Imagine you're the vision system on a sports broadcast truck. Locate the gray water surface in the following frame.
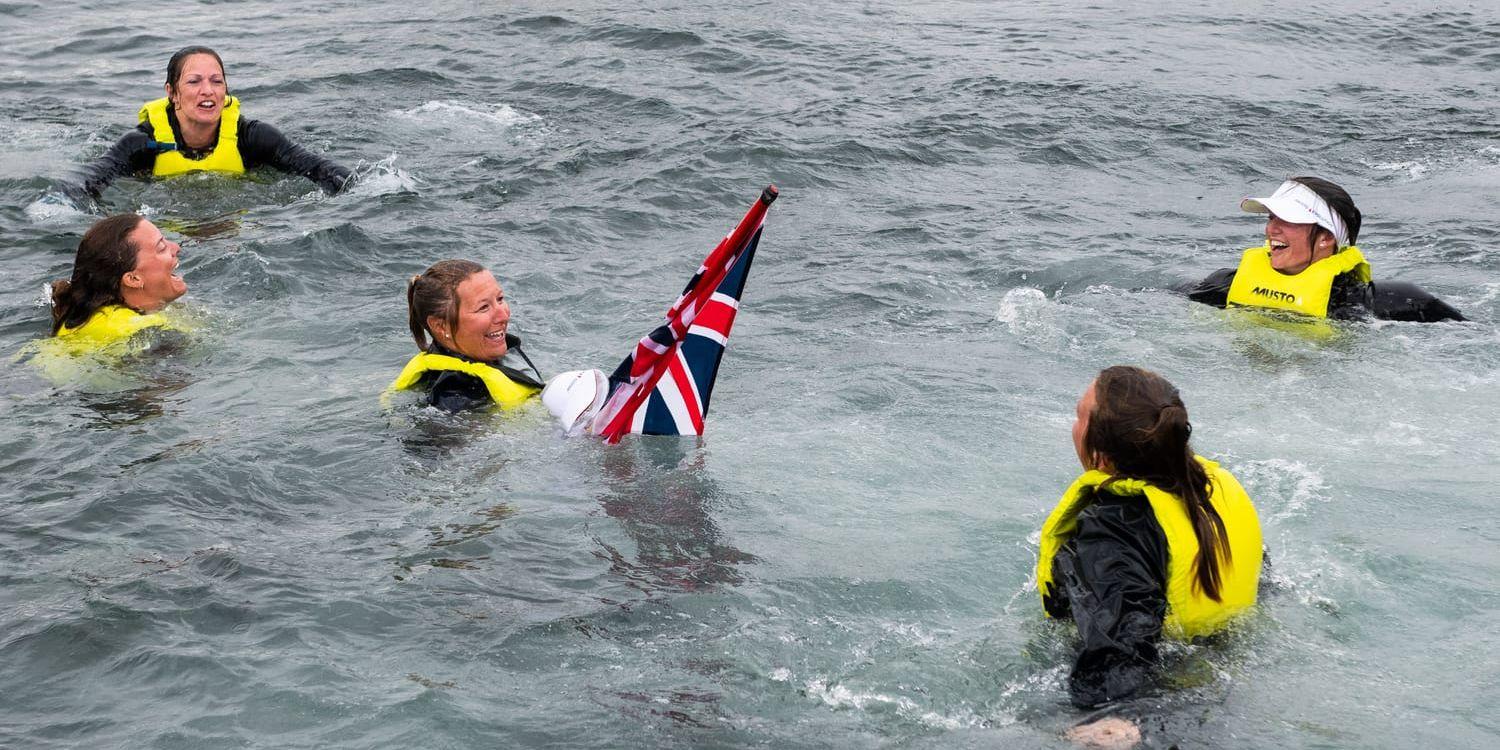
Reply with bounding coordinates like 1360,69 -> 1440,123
3,1 -> 1498,748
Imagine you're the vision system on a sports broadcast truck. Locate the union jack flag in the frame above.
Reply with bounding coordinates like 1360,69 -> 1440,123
593,185 -> 778,443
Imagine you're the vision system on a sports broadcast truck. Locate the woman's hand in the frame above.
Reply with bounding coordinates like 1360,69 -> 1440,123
1064,716 -> 1141,749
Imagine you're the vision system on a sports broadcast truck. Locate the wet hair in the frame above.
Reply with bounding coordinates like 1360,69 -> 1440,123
50,214 -> 146,335
166,46 -> 226,94
407,259 -> 485,352
1083,365 -> 1231,602
1289,175 -> 1362,246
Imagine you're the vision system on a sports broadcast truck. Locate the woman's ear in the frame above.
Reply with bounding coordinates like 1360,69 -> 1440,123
1090,451 -> 1114,472
121,271 -> 144,290
1316,228 -> 1338,252
426,315 -> 449,342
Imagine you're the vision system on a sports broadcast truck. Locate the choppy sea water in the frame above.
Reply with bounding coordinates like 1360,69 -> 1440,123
2,1 -> 1498,747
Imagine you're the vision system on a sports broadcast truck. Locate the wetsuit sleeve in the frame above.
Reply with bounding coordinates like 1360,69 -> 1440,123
72,124 -> 156,198
1371,280 -> 1467,322
1054,496 -> 1170,708
1181,268 -> 1237,308
425,370 -> 493,413
237,118 -> 351,194
1326,274 -> 1374,321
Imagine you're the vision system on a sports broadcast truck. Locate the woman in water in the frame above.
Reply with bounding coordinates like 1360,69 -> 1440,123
1037,366 -> 1263,742
74,46 -> 350,198
390,260 -> 545,412
48,213 -> 187,350
1185,176 -> 1464,322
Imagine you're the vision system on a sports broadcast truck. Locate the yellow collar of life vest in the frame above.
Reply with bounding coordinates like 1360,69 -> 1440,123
388,351 -> 540,408
1036,456 -> 1263,640
1225,244 -> 1371,318
57,303 -> 173,349
138,96 -> 245,176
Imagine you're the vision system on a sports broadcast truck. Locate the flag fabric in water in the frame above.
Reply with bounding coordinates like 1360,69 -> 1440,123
592,185 -> 778,443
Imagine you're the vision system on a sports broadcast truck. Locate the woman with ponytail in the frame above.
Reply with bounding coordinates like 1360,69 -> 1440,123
1036,366 -> 1263,717
387,260 -> 544,412
48,213 -> 187,352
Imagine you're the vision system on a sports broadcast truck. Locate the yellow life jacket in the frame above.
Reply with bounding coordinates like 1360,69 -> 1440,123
1225,245 -> 1371,319
54,304 -> 173,355
388,351 -> 540,408
137,96 -> 245,176
1036,457 -> 1263,640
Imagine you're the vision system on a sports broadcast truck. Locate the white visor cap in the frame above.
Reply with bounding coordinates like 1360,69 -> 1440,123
1239,180 -> 1349,247
542,369 -> 609,436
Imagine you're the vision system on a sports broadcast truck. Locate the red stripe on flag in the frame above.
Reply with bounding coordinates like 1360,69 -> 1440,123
668,353 -> 704,433
693,300 -> 738,338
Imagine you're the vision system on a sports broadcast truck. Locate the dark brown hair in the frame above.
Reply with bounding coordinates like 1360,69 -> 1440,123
166,46 -> 226,94
406,259 -> 484,352
1289,175 -> 1362,246
1084,365 -> 1231,601
50,214 -> 146,335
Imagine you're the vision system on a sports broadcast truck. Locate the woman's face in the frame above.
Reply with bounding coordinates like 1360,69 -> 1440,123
123,220 -> 187,311
168,53 -> 227,130
1266,213 -> 1334,275
1072,380 -> 1098,470
432,270 -> 511,362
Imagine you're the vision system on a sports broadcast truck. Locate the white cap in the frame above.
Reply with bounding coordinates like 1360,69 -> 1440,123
1240,180 -> 1350,247
541,369 -> 608,436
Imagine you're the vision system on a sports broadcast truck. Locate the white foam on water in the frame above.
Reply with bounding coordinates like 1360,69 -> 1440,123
343,154 -> 424,197
396,100 -> 542,128
389,100 -> 549,148
1365,160 -> 1430,181
801,677 -> 989,729
995,287 -> 1049,329
804,678 -> 918,712
1474,282 -> 1500,306
23,192 -> 89,224
1231,457 -> 1329,522
996,663 -> 1065,700
879,620 -> 942,646
994,287 -> 1078,352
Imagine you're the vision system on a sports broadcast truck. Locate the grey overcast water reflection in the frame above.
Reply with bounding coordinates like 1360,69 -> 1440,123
2,1 -> 1498,747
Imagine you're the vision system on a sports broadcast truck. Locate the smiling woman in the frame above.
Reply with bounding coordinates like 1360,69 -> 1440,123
388,260 -> 545,413
71,46 -> 352,199
1184,176 -> 1464,322
47,214 -> 187,352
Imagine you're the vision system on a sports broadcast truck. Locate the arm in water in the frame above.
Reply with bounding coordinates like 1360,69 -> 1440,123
72,125 -> 157,199
238,118 -> 351,194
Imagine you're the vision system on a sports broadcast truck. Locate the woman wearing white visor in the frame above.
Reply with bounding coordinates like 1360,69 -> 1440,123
1186,176 -> 1464,322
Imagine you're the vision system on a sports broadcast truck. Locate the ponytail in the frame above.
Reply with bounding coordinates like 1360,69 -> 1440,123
49,279 -> 74,334
406,275 -> 428,351
1085,366 -> 1232,601
405,260 -> 484,353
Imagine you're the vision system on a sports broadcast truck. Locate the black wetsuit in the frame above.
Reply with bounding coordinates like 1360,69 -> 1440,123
1043,491 -> 1170,708
413,338 -> 544,414
74,112 -> 350,197
1184,268 -> 1466,322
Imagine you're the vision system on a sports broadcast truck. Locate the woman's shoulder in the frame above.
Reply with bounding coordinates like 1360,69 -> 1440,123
1077,487 -> 1157,526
